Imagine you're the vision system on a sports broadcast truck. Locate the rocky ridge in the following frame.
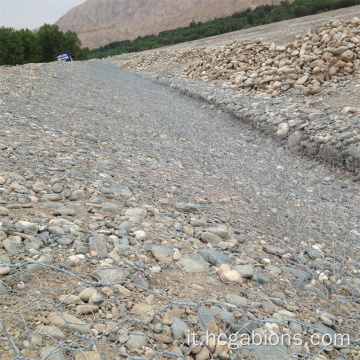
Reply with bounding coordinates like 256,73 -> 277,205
55,0 -> 294,49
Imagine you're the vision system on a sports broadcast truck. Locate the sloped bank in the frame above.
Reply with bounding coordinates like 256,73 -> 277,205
109,16 -> 360,177
150,75 -> 360,178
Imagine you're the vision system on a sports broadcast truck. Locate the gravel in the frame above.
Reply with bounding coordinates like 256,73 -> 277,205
0,59 -> 359,360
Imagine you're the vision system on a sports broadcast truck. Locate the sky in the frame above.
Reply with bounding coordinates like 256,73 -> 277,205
0,0 -> 85,30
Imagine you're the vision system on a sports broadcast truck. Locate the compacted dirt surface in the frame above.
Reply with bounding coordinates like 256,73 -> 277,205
1,7 -> 360,360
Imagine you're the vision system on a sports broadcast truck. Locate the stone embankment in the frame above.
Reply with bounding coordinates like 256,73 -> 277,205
0,34 -> 359,360
110,17 -> 360,174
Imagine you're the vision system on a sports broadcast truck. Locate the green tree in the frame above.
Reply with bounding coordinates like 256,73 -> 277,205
62,30 -> 82,57
36,24 -> 64,62
0,27 -> 24,65
18,28 -> 41,63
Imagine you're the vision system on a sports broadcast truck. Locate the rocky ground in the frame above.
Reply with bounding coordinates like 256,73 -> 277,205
1,10 -> 360,360
109,12 -> 360,174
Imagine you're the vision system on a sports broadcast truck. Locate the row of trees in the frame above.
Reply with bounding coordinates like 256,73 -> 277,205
0,24 -> 89,66
90,0 -> 360,58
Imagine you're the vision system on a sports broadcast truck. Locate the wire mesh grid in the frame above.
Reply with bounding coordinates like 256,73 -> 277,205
0,60 -> 359,360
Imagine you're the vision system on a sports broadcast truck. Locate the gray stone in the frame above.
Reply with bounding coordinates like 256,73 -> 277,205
230,320 -> 258,335
0,266 -> 11,276
315,323 -> 337,342
175,202 -> 199,213
210,306 -> 235,325
0,282 -> 8,295
88,234 -> 108,256
126,332 -> 149,349
48,312 -> 89,335
133,277 -> 150,290
151,245 -> 173,262
171,316 -> 189,340
306,249 -> 323,259
247,344 -> 289,360
251,272 -> 271,284
287,131 -> 303,150
2,239 -> 21,253
198,249 -> 232,266
178,254 -> 209,273
263,245 -> 286,256
289,321 -> 303,334
200,232 -> 222,243
27,264 -> 46,273
93,267 -> 128,283
281,267 -> 311,281
190,220 -> 209,227
198,306 -> 215,326
225,294 -> 248,307
103,202 -> 120,211
56,237 -> 74,246
234,265 -> 255,278
79,288 -> 96,303
41,346 -> 66,360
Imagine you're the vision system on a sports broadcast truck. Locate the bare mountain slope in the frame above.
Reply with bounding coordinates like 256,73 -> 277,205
55,0 -> 292,49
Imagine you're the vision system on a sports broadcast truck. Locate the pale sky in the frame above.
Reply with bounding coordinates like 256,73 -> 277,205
0,0 -> 85,30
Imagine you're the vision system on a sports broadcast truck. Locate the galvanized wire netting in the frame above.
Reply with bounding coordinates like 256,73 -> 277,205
0,61 -> 359,360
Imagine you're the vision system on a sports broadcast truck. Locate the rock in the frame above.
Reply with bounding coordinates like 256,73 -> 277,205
341,107 -> 358,115
48,312 -> 90,335
225,294 -> 248,307
171,316 -> 189,339
176,202 -> 199,213
163,311 -> 173,325
221,270 -> 243,284
230,320 -> 258,334
74,351 -> 102,360
126,332 -> 148,349
287,131 -> 303,150
133,277 -> 150,290
207,226 -> 229,239
92,267 -> 128,283
152,245 -> 174,263
26,263 -> 46,273
41,346 -> 66,360
3,239 -> 21,253
251,272 -> 271,284
124,208 -> 147,216
263,245 -> 286,256
211,306 -> 235,325
38,325 -> 66,340
79,288 -> 96,303
132,303 -> 155,321
0,282 -> 8,295
196,348 -> 211,360
76,304 -> 99,314
198,306 -> 215,327
289,321 -> 303,334
246,344 -> 289,359
198,249 -> 232,266
200,232 -> 222,243
234,265 -> 255,278
88,234 -> 108,256
134,230 -> 146,240
102,202 -> 120,211
33,182 -> 48,192
0,266 -> 11,276
178,254 -> 209,273
276,123 -> 289,137
296,75 -> 308,85
341,50 -> 354,61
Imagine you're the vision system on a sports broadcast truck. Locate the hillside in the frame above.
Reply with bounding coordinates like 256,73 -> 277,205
55,0 -> 294,49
